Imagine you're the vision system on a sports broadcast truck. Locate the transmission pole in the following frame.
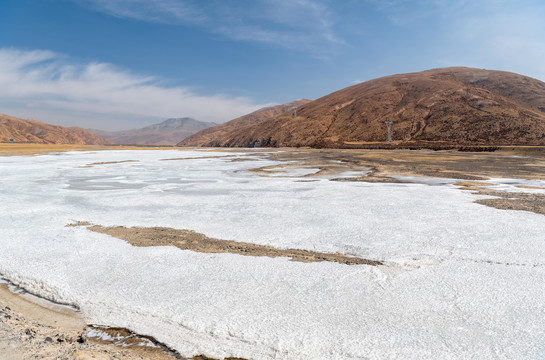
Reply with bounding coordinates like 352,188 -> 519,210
384,120 -> 392,142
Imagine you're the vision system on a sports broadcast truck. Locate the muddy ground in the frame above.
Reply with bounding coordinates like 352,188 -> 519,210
68,222 -> 382,266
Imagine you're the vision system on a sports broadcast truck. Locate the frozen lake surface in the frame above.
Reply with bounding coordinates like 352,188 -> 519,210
0,149 -> 544,359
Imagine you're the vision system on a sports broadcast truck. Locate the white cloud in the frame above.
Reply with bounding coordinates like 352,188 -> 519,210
0,48 -> 270,130
74,0 -> 343,54
75,0 -> 203,24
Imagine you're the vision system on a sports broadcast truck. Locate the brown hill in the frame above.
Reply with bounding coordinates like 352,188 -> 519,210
91,118 -> 216,145
178,99 -> 312,146
0,114 -> 109,145
180,67 -> 545,148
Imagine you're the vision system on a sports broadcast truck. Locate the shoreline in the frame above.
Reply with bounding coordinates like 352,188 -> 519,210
0,144 -> 180,157
1,142 -> 545,156
0,279 -> 181,360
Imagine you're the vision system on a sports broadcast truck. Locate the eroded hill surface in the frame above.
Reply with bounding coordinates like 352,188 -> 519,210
0,114 -> 108,145
178,99 -> 311,146
180,68 -> 545,147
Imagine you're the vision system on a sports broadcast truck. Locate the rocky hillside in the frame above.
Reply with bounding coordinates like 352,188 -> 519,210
180,67 -> 545,147
178,100 -> 311,147
91,118 -> 216,145
0,114 -> 108,145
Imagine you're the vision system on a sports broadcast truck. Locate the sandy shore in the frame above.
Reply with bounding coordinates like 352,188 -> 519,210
0,282 -> 179,360
0,143 -> 177,157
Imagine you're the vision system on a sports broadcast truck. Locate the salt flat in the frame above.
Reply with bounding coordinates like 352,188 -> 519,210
0,149 -> 544,359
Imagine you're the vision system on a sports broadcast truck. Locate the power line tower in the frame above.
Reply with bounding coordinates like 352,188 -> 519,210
384,120 -> 392,142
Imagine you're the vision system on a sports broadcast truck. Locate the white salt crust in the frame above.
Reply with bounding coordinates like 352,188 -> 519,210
0,150 -> 544,359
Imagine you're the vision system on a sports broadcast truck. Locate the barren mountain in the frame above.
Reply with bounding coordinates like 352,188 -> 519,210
180,67 -> 545,148
0,114 -> 108,145
178,100 -> 311,146
91,118 -> 216,145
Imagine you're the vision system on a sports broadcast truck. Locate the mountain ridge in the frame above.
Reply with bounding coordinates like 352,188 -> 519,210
178,99 -> 312,146
0,114 -> 109,145
91,117 -> 217,145
179,67 -> 545,148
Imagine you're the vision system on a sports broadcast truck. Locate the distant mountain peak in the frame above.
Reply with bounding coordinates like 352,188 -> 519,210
162,117 -> 197,125
90,117 -> 217,145
145,117 -> 210,130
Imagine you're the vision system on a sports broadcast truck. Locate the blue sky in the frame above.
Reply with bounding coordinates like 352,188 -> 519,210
1,0 -> 544,130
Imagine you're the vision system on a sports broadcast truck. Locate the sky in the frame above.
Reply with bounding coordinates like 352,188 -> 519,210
1,0 -> 544,130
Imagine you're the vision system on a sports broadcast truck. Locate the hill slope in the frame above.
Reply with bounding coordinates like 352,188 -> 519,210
92,118 -> 216,145
178,100 -> 311,147
180,68 -> 545,147
0,114 -> 108,145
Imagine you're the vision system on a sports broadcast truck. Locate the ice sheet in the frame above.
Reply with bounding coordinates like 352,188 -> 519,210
390,175 -> 459,185
485,177 -> 545,194
1,150 -> 544,359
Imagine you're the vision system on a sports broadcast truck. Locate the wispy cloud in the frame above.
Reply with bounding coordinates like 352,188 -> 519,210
75,0 -> 203,24
74,0 -> 343,54
0,48 -> 269,129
